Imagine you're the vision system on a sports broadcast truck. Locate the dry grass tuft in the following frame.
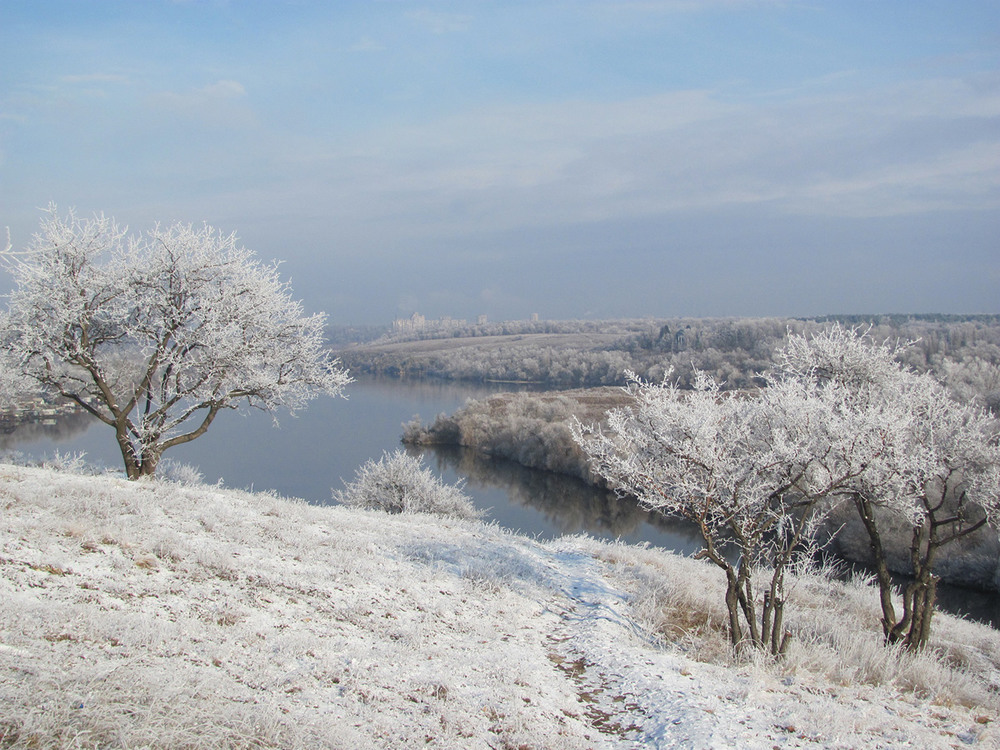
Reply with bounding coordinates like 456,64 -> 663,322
596,540 -> 1000,713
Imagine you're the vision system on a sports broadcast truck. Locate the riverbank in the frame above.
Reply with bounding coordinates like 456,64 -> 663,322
403,387 -> 628,483
337,316 -> 1000,398
403,388 -> 1000,596
2,464 -> 999,748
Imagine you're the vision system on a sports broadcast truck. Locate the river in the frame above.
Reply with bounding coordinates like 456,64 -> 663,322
0,377 -> 699,550
2,375 -> 996,627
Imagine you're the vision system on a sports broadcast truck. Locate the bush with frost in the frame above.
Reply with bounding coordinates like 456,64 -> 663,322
40,450 -> 92,475
334,450 -> 483,521
780,325 -> 1000,650
156,459 -> 206,487
576,325 -> 1000,656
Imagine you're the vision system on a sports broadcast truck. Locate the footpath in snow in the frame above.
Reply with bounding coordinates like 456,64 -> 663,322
1,464 -> 997,748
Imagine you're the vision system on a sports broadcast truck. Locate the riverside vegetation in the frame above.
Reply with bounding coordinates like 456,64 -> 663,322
403,325 -> 1000,653
406,391 -> 999,598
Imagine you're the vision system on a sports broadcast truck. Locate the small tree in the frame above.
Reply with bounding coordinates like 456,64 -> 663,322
573,370 -> 856,656
0,207 -> 352,479
780,326 -> 1000,650
892,374 -> 1000,649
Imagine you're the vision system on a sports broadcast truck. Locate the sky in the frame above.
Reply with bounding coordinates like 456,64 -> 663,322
1,1 -> 998,325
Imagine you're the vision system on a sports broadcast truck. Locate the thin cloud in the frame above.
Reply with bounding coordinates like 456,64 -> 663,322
199,80 -> 247,99
351,35 -> 386,52
146,80 -> 251,127
59,73 -> 129,85
405,9 -> 472,34
152,80 -> 247,104
279,74 -> 1000,235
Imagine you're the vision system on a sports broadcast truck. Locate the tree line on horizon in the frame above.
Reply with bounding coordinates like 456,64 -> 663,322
340,315 -> 1000,412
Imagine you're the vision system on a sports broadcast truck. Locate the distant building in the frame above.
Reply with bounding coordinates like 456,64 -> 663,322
477,314 -> 488,326
530,313 -> 539,322
392,312 -> 426,332
392,313 -> 470,334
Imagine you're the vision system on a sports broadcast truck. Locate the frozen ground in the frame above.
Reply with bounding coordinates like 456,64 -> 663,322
1,464 -> 998,748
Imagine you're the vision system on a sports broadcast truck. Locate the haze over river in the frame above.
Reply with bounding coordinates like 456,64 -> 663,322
3,376 -> 996,627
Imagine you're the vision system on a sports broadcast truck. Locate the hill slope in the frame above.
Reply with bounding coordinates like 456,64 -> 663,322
1,465 -> 997,748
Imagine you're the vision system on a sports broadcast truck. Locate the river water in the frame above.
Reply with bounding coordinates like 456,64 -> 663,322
2,376 -> 996,627
0,377 -> 698,548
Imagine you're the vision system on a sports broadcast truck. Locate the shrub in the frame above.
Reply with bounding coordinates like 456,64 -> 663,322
333,450 -> 483,521
157,459 -> 206,487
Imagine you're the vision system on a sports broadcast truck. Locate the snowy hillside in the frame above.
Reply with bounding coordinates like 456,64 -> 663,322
1,464 -> 997,748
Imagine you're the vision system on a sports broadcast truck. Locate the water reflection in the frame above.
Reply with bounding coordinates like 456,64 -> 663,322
0,410 -> 95,451
419,443 -> 707,556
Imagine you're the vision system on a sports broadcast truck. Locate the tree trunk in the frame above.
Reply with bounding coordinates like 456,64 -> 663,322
907,574 -> 937,650
852,493 -> 900,643
137,451 -> 160,477
115,422 -> 142,480
115,428 -> 161,480
739,565 -> 761,649
895,521 -> 938,651
724,572 -> 745,651
764,568 -> 788,657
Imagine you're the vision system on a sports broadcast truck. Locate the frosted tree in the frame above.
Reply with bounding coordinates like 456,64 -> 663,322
891,373 -> 1000,648
780,326 -> 1000,650
573,369 -> 858,656
0,207 -> 352,479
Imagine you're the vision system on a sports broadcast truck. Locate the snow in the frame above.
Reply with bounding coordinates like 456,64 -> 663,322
1,464 -> 997,748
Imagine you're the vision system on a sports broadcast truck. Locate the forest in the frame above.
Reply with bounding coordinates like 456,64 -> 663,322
338,315 -> 1000,410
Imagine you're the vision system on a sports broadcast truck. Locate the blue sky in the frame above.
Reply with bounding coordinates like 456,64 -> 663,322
1,1 -> 998,324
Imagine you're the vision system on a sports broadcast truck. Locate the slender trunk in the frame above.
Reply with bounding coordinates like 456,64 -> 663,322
765,567 -> 788,656
694,511 -> 750,653
889,525 -> 922,644
761,589 -> 774,653
724,570 -> 745,651
896,520 -> 938,651
909,574 -> 937,649
738,564 -> 760,649
852,493 -> 900,642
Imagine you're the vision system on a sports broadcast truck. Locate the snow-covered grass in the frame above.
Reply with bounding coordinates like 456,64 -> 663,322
597,543 -> 1000,709
1,464 -> 998,748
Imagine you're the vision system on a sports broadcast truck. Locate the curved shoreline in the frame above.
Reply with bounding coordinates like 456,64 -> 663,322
403,387 -> 1000,597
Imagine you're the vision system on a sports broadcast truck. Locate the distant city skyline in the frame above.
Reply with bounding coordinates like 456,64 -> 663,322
2,1 -> 998,325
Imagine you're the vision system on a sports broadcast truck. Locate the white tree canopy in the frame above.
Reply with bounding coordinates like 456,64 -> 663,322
574,325 -> 1000,653
769,325 -> 1000,648
572,368 -> 861,653
1,207 -> 352,478
778,326 -> 1000,531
